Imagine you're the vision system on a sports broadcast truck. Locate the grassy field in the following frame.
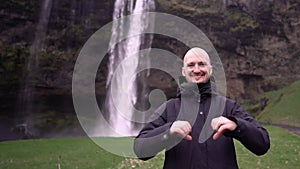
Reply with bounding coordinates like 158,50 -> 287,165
235,125 -> 300,169
0,125 -> 299,169
256,80 -> 300,127
0,137 -> 124,169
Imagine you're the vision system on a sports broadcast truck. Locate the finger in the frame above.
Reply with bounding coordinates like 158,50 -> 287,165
183,125 -> 192,140
213,125 -> 229,140
177,128 -> 192,141
178,123 -> 191,133
177,128 -> 188,138
218,124 -> 229,133
211,118 -> 223,131
186,122 -> 192,130
182,122 -> 191,132
170,121 -> 192,139
211,118 -> 217,130
184,134 -> 192,141
184,125 -> 192,133
213,131 -> 222,140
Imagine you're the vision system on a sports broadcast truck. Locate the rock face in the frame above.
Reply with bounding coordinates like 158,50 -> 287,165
155,0 -> 300,101
0,0 -> 299,139
1,0 -> 300,103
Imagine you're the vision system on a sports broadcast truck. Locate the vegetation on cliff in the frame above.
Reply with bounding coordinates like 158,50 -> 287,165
0,0 -> 299,139
1,0 -> 299,99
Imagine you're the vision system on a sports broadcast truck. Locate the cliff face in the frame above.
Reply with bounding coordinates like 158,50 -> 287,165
155,0 -> 300,101
1,0 -> 299,102
0,0 -> 299,139
0,0 -> 114,93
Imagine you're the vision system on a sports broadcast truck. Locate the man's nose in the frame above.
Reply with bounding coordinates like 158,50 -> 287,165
193,64 -> 201,72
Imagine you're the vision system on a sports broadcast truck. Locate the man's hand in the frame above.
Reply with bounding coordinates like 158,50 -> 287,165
170,121 -> 192,140
211,116 -> 237,140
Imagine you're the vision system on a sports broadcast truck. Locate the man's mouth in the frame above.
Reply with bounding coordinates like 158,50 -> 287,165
192,73 -> 205,81
193,72 -> 205,77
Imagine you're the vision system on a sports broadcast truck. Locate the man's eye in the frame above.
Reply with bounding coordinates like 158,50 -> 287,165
187,64 -> 194,67
199,62 -> 207,66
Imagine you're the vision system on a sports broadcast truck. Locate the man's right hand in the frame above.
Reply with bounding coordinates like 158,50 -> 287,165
170,121 -> 192,140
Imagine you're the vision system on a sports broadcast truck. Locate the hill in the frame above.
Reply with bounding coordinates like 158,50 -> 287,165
245,80 -> 300,127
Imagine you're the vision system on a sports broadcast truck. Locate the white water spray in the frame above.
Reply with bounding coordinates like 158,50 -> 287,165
105,0 -> 155,136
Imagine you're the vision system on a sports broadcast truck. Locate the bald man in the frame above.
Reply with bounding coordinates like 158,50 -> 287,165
134,47 -> 270,169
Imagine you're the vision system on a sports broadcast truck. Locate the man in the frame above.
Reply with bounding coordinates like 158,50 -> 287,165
134,47 -> 270,169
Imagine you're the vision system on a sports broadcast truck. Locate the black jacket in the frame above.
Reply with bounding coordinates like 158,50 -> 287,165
134,81 -> 270,169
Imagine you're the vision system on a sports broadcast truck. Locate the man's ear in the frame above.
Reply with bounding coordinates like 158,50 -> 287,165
182,67 -> 186,77
208,65 -> 213,76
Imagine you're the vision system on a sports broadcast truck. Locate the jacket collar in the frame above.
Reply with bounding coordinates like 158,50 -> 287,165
176,77 -> 218,98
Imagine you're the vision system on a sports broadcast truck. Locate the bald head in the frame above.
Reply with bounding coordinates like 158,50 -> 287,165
182,47 -> 212,83
183,47 -> 211,67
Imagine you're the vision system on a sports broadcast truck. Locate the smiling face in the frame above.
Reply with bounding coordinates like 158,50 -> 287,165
182,48 -> 212,83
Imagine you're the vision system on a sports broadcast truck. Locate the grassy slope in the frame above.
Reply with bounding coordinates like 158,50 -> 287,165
256,80 -> 300,127
0,125 -> 299,169
235,125 -> 300,169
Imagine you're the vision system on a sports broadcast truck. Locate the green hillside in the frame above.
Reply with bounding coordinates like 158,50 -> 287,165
235,125 -> 300,169
256,80 -> 300,127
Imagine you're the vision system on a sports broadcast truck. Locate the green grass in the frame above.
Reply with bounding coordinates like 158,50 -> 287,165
0,137 -> 124,169
256,80 -> 300,127
235,125 -> 300,169
0,125 -> 299,169
134,125 -> 300,169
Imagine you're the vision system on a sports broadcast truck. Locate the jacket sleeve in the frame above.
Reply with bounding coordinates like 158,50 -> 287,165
224,100 -> 270,156
133,100 -> 179,160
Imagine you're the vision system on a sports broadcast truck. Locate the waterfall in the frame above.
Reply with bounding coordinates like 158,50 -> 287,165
16,0 -> 53,137
105,0 -> 155,136
30,0 -> 53,67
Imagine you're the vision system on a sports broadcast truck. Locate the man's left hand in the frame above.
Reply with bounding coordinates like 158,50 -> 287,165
211,116 -> 237,140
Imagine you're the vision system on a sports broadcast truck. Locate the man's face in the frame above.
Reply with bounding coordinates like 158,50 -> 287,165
182,53 -> 212,83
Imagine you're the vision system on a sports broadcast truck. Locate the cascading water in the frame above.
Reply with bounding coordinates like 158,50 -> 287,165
105,0 -> 155,136
16,0 -> 53,137
30,0 -> 53,66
